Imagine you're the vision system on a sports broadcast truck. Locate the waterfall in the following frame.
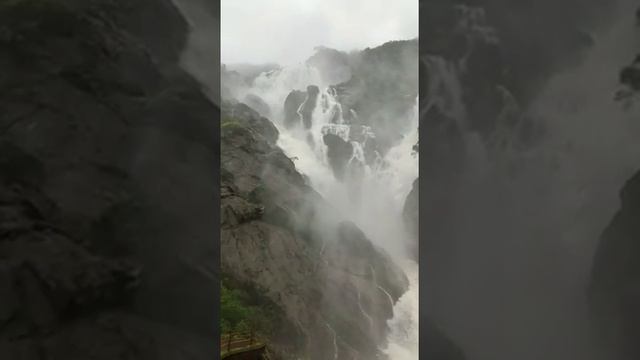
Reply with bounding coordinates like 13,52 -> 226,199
229,61 -> 418,358
382,262 -> 419,360
175,0 -> 419,357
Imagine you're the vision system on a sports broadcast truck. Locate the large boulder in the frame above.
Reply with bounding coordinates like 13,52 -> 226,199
283,90 -> 306,129
300,85 -> 320,129
323,133 -> 353,181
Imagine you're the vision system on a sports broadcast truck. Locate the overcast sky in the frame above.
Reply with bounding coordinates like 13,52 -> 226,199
221,0 -> 418,66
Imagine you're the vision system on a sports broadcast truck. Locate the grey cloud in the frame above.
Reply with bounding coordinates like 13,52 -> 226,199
222,0 -> 418,65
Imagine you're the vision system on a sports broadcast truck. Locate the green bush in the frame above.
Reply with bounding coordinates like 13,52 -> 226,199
221,281 -> 276,335
221,117 -> 243,130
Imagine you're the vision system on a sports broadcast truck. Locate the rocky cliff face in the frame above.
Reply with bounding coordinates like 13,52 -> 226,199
422,319 -> 467,360
589,171 -> 640,359
330,39 -> 419,152
221,102 -> 408,360
0,0 -> 219,358
306,46 -> 352,85
403,179 -> 419,260
588,46 -> 640,358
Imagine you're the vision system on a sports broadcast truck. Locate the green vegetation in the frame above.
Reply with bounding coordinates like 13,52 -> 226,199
221,279 -> 277,334
221,116 -> 255,140
221,116 -> 246,131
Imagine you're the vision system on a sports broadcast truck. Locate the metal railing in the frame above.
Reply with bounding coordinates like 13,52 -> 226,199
220,330 -> 265,358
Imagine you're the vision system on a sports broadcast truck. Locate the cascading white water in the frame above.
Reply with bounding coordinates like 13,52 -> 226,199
377,103 -> 419,360
234,63 -> 419,359
382,261 -> 418,360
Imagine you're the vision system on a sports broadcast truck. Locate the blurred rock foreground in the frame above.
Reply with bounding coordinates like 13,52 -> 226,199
0,0 -> 219,358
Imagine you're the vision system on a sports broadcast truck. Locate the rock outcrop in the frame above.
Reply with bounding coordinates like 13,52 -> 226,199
403,178 -> 419,259
331,40 -> 419,153
243,93 -> 271,118
422,319 -> 467,360
305,46 -> 352,85
221,102 -> 408,360
589,170 -> 640,359
323,133 -> 353,181
299,85 -> 320,129
0,0 -> 219,358
579,11 -> 640,359
283,90 -> 306,129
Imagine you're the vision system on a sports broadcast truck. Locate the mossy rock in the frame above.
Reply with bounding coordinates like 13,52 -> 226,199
221,117 -> 253,137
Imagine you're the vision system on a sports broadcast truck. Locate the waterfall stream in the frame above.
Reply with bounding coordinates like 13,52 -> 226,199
234,65 -> 419,358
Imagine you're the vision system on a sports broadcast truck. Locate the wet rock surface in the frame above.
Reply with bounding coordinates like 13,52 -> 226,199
421,318 -> 467,360
323,133 -> 353,181
0,0 -> 219,358
589,171 -> 640,359
243,93 -> 271,118
283,90 -> 306,129
221,102 -> 408,360
403,178 -> 419,260
300,85 -> 320,129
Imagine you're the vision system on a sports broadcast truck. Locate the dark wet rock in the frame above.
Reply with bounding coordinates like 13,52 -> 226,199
0,0 -> 219,358
589,170 -> 640,358
417,0 -> 611,147
414,104 -> 465,263
306,46 -> 352,85
616,55 -> 640,103
300,85 -> 320,129
224,102 -> 278,146
444,1 -> 612,103
243,93 -> 271,117
282,85 -> 320,130
620,55 -> 640,91
422,318 -> 466,360
0,176 -> 145,355
332,40 -> 418,152
335,221 -> 408,301
323,133 -> 353,181
283,90 -> 306,129
403,178 -> 419,260
221,66 -> 247,100
420,106 -> 465,178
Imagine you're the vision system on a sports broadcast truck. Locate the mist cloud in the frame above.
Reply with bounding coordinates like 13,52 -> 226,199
221,0 -> 418,66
